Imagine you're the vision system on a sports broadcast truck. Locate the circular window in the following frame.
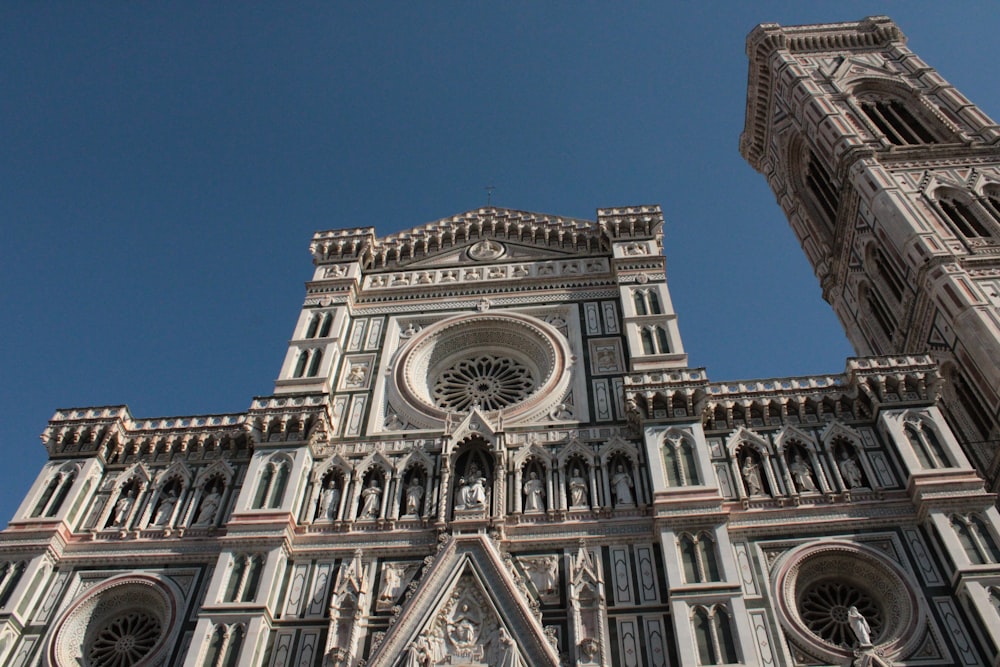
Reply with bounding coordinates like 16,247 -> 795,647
49,575 -> 179,667
432,354 -> 535,411
772,542 -> 922,664
799,581 -> 882,648
392,313 -> 572,427
88,611 -> 163,666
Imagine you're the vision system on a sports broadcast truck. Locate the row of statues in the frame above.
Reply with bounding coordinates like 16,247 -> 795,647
107,481 -> 223,530
314,461 -> 641,521
740,450 -> 866,497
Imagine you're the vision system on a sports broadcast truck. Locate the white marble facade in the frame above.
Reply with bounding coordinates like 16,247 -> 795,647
2,17 -> 1000,667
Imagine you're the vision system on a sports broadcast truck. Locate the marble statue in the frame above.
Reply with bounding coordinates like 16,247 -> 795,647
523,471 -> 545,512
839,452 -> 864,489
848,605 -> 872,645
111,487 -> 137,527
456,464 -> 487,510
789,454 -> 817,492
194,487 -> 221,526
152,487 -> 178,526
360,478 -> 382,518
741,456 -> 764,496
316,480 -> 340,521
569,468 -> 588,507
405,477 -> 424,516
611,465 -> 634,507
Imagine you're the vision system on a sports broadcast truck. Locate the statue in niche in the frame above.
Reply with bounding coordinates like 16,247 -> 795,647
789,453 -> 818,492
111,486 -> 137,527
316,478 -> 340,520
839,452 -> 865,489
405,477 -> 424,516
848,606 -> 872,646
741,456 -> 764,496
455,463 -> 487,510
194,484 -> 222,525
152,486 -> 179,526
360,478 -> 382,518
569,467 -> 588,507
523,471 -> 545,512
611,464 -> 635,507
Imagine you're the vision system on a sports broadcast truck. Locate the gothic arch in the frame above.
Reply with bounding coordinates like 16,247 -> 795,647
598,436 -> 639,465
725,426 -> 771,457
512,441 -> 553,469
850,78 -> 956,144
556,438 -> 597,467
774,425 -> 818,455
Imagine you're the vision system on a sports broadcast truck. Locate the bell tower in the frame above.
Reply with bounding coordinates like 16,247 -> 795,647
740,16 -> 1000,491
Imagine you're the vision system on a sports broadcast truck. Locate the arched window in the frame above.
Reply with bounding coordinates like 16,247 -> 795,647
952,516 -> 988,564
292,350 -> 309,378
872,247 -> 905,303
859,98 -> 937,145
633,291 -> 648,316
806,150 -> 839,230
859,282 -> 896,343
641,328 -> 655,355
679,532 -> 720,584
692,605 -> 739,665
648,291 -> 662,314
224,554 -> 264,602
269,461 -> 289,509
938,195 -> 990,238
904,420 -> 949,468
984,191 -> 1000,223
664,437 -> 699,486
306,349 -> 323,377
0,561 -> 26,607
204,624 -> 244,667
318,313 -> 334,338
655,326 -> 670,354
972,515 -> 1000,562
305,314 -> 320,339
252,464 -> 273,509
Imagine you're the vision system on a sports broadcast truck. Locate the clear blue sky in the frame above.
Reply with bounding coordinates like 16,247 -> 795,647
2,3 -> 998,523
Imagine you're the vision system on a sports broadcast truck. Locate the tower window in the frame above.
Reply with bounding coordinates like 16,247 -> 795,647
806,151 -> 839,230
860,98 -> 937,145
632,289 -> 662,316
939,197 -> 990,239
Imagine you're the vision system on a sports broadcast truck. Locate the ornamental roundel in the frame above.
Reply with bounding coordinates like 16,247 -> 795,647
49,574 -> 180,667
771,541 -> 923,664
393,312 -> 572,427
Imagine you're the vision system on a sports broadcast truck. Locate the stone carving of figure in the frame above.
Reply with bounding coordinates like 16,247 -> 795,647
741,456 -> 764,496
611,465 -> 635,507
194,486 -> 222,526
496,626 -> 522,667
847,606 -> 872,646
523,471 -> 545,512
448,602 -> 481,648
456,464 -> 487,510
360,478 -> 382,518
111,487 -> 137,527
405,477 -> 424,516
152,487 -> 178,526
569,468 -> 588,508
401,641 -> 424,667
839,452 -> 864,489
789,454 -> 818,492
316,479 -> 340,521
345,364 -> 367,387
378,563 -> 402,604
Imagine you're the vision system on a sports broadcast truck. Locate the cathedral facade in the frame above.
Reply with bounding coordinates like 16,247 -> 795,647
2,17 -> 1000,667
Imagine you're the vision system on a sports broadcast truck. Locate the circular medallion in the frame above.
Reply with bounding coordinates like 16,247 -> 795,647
467,239 -> 505,261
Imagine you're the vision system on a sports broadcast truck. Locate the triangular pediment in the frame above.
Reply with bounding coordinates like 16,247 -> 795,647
365,207 -> 608,271
367,535 -> 559,667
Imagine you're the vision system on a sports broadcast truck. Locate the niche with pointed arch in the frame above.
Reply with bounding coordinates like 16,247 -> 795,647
393,312 -> 572,427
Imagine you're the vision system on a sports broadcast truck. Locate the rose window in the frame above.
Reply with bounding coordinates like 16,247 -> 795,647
88,611 -> 162,667
391,312 -> 572,427
799,581 -> 882,648
432,355 -> 535,411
